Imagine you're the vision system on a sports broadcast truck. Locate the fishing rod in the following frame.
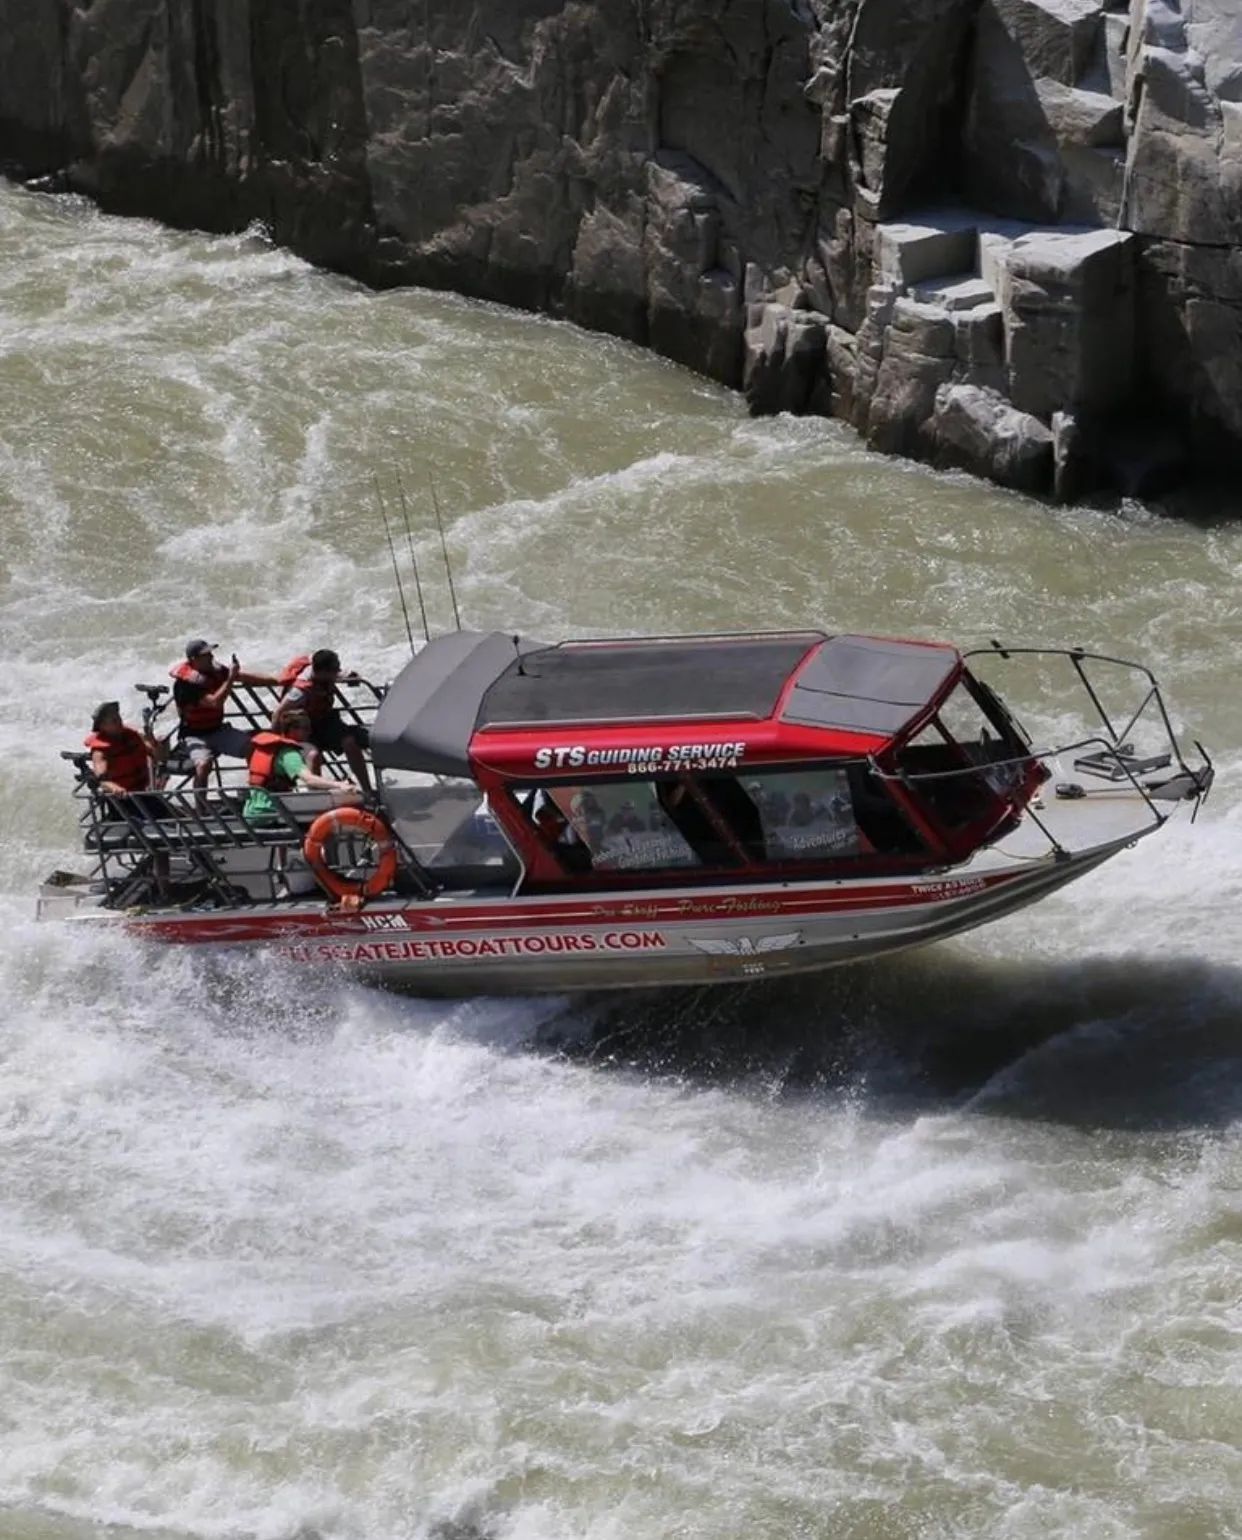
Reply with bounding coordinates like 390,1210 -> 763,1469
372,473 -> 417,656
428,475 -> 462,632
395,469 -> 431,644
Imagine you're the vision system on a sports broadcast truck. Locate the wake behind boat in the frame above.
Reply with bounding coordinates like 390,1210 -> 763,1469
38,629 -> 1212,994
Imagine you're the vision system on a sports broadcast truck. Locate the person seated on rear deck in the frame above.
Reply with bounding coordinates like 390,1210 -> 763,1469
85,701 -> 166,820
86,701 -> 170,896
171,638 -> 278,790
243,707 -> 361,827
279,648 -> 373,794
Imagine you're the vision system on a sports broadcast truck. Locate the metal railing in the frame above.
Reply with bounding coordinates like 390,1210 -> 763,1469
869,645 -> 1214,860
64,675 -> 439,908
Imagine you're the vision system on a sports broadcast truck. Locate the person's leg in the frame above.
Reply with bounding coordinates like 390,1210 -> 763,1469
341,733 -> 373,793
186,738 -> 215,791
315,713 -> 372,792
206,725 -> 255,763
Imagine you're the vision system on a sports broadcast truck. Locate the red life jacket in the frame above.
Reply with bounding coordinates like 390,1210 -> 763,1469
84,727 -> 150,791
170,659 -> 229,732
279,654 -> 333,719
248,732 -> 303,792
277,653 -> 311,693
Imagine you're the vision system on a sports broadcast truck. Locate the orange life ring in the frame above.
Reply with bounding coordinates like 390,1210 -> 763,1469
303,807 -> 398,902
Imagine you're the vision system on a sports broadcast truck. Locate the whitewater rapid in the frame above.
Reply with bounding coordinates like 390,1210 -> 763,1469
0,182 -> 1240,1540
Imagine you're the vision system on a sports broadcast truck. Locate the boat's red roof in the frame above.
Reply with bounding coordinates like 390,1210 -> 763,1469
371,630 -> 963,780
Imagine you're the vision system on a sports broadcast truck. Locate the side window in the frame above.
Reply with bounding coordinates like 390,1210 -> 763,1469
742,766 -> 868,861
381,770 -> 518,874
517,781 -> 707,872
937,680 -> 1028,794
897,691 -> 1005,830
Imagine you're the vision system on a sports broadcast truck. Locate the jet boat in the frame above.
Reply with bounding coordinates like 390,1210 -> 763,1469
38,630 -> 1213,993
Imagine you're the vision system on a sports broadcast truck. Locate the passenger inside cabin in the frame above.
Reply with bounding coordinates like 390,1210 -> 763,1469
279,648 -> 374,794
171,638 -> 278,789
532,794 -> 592,872
243,706 -> 362,826
568,790 -> 605,846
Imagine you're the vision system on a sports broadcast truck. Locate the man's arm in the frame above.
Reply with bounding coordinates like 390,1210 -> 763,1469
90,749 -> 128,795
202,659 -> 240,710
295,767 -> 361,796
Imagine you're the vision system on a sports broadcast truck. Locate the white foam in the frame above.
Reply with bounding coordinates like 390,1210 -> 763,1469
1,178 -> 1241,1540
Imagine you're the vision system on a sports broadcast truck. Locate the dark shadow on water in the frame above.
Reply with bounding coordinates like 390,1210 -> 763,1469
182,939 -> 1242,1132
531,947 -> 1242,1132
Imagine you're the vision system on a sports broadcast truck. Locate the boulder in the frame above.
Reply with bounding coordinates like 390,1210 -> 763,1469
963,0 -> 1066,221
824,323 -> 861,420
954,302 -> 1007,387
643,154 -> 742,383
930,383 -> 1054,492
1138,237 -> 1242,453
843,0 -> 979,217
1124,40 -> 1242,246
1036,80 -> 1124,145
874,214 -> 978,288
743,304 -> 828,416
865,298 -> 958,454
1000,228 -> 1135,418
1011,0 -> 1103,81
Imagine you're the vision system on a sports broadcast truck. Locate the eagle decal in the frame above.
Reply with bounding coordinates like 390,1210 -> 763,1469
689,932 -> 803,957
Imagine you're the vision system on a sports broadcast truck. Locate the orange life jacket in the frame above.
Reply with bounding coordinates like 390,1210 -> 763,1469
170,659 -> 229,732
248,731 -> 303,792
279,654 -> 333,719
84,727 -> 150,791
277,653 -> 311,693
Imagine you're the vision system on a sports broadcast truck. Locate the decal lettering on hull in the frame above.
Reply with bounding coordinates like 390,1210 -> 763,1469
359,912 -> 412,932
532,742 -> 746,773
276,929 -> 667,966
688,930 -> 803,977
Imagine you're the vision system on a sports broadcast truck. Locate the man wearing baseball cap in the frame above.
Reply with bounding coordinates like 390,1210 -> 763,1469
170,638 -> 279,790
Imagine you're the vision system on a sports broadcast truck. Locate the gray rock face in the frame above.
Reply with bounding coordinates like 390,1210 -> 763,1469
0,0 -> 1239,498
931,384 -> 1055,492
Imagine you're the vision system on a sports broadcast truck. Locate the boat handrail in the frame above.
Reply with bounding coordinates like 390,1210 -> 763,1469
550,629 -> 828,649
959,642 -> 1212,806
142,673 -> 387,778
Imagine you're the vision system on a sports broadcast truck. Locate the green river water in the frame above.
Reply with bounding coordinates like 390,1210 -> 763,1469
0,182 -> 1239,1540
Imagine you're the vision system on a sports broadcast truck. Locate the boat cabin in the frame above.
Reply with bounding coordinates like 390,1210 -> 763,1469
371,629 -> 1043,894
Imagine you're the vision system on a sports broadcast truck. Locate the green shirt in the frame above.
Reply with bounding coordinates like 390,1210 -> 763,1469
243,747 -> 306,824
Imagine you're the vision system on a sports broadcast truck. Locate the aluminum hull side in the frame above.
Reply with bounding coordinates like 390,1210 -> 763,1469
44,837 -> 1130,996
346,845 -> 1118,994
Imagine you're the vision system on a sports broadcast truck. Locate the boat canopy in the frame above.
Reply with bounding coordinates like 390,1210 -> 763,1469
372,631 -> 548,777
781,634 -> 959,737
372,629 -> 962,778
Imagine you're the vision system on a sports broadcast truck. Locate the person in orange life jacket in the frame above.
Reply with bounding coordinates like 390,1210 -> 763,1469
243,706 -> 362,826
171,638 -> 278,789
279,647 -> 373,793
86,701 -> 165,816
86,702 -> 171,895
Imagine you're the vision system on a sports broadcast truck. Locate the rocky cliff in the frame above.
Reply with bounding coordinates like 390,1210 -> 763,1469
2,0 -> 1239,498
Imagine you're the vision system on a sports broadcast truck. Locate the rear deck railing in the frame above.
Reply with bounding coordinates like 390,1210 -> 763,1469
64,675 -> 410,908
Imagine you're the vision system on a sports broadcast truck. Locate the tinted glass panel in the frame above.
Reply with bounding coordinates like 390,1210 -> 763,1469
520,781 -> 706,872
740,767 -> 867,860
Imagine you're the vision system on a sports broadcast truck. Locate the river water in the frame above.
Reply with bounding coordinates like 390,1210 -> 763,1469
0,181 -> 1240,1540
